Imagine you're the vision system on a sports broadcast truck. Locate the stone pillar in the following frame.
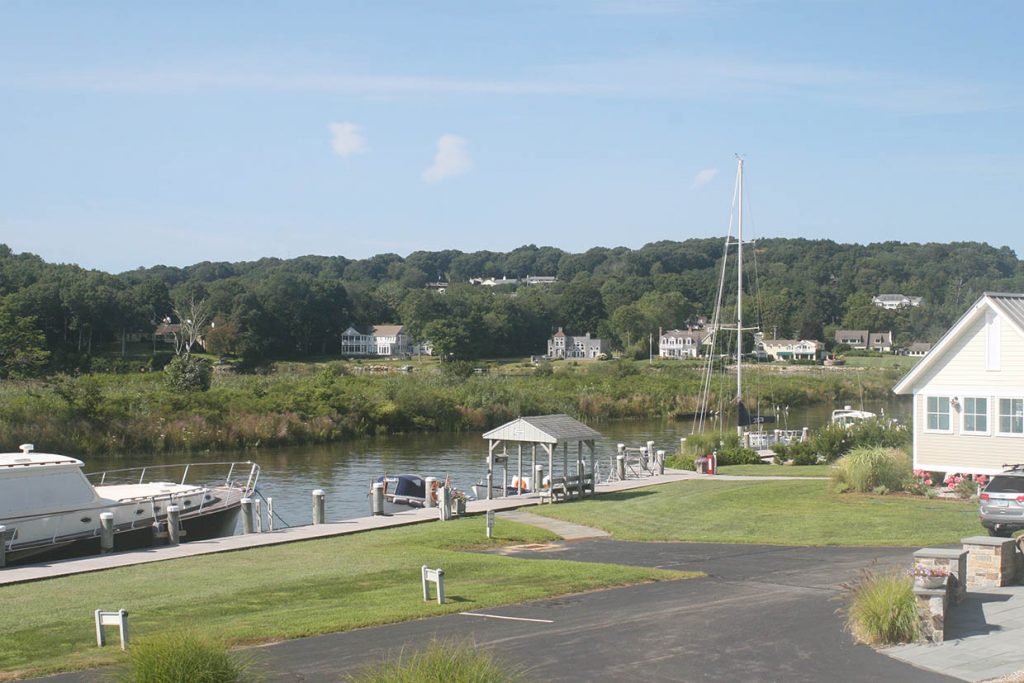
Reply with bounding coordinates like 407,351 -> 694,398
913,548 -> 968,603
962,536 -> 1018,588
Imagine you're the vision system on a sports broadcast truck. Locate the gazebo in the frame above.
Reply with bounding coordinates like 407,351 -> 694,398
481,414 -> 602,500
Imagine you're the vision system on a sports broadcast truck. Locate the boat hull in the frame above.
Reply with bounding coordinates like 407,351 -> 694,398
3,501 -> 243,566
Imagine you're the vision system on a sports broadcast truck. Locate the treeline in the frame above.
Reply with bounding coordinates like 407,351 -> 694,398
1,239 -> 1022,377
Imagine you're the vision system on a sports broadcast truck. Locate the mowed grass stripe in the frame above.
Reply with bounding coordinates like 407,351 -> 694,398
0,518 -> 694,679
529,479 -> 980,546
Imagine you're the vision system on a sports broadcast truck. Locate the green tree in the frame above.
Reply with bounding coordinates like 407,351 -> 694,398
0,310 -> 49,378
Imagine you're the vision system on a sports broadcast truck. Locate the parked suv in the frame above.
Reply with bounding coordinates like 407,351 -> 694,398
979,466 -> 1024,537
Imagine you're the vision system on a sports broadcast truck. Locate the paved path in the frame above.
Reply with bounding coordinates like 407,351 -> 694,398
30,541 -> 954,683
496,510 -> 609,540
884,586 -> 1024,682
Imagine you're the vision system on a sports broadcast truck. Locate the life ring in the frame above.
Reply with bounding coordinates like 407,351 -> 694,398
512,476 -> 528,491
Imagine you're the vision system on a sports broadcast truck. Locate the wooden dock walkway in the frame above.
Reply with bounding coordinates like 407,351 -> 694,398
0,469 -> 699,587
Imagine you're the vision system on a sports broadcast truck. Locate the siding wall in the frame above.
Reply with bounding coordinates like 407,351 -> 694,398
912,311 -> 1024,474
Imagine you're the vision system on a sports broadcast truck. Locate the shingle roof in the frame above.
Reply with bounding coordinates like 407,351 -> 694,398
482,414 -> 602,444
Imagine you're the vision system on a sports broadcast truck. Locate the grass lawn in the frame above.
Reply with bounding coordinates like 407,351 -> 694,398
0,518 -> 692,680
716,464 -> 832,477
529,479 -> 981,546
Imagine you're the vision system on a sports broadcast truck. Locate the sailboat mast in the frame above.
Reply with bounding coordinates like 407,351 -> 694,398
736,157 -> 744,437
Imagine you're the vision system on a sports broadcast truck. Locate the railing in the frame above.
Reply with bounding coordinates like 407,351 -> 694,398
87,461 -> 260,494
745,429 -> 807,450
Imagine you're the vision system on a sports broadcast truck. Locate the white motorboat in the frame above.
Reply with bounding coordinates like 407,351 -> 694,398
0,444 -> 259,565
831,406 -> 878,427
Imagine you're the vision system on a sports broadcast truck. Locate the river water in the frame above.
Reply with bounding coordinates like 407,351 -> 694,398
82,399 -> 910,527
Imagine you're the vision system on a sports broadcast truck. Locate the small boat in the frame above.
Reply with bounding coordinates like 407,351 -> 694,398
375,474 -> 470,510
0,444 -> 259,565
831,406 -> 877,427
471,475 -> 533,500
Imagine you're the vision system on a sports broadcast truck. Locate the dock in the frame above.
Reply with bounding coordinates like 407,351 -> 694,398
0,469 -> 706,587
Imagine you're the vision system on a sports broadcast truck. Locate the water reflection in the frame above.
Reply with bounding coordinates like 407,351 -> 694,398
82,399 -> 910,526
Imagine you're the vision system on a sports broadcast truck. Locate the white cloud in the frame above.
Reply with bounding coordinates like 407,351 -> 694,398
692,168 -> 718,189
328,122 -> 367,158
422,134 -> 472,183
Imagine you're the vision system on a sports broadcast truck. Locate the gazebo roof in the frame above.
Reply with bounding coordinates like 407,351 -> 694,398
482,414 -> 601,444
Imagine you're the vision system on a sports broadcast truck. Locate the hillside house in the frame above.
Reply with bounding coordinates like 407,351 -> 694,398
341,324 -> 414,358
872,294 -> 924,310
547,328 -> 609,359
834,329 -> 893,352
903,342 -> 932,357
893,292 -> 1024,475
659,329 -> 710,359
758,338 -> 823,361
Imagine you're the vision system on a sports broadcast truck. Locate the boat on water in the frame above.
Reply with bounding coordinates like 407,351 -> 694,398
0,444 -> 259,565
375,474 -> 471,510
831,406 -> 878,427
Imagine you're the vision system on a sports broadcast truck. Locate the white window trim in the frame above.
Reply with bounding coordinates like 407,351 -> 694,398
959,396 -> 990,436
923,395 -> 953,434
996,397 -> 1024,437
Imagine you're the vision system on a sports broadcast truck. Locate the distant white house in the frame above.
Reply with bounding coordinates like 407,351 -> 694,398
893,292 -> 1024,475
902,341 -> 932,357
341,324 -> 415,358
758,337 -> 823,361
659,329 -> 710,359
834,329 -> 893,352
469,275 -> 557,287
872,294 -> 923,310
547,328 -> 609,359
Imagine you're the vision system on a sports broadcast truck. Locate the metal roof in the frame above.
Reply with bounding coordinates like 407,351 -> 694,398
482,414 -> 602,444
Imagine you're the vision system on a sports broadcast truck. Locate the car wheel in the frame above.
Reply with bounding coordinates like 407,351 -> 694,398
988,527 -> 1013,538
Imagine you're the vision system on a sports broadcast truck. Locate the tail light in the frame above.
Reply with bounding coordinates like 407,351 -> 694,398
980,493 -> 990,500
1017,495 -> 1024,503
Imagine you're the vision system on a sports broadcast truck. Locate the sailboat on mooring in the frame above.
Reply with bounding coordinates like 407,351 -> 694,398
693,157 -> 808,457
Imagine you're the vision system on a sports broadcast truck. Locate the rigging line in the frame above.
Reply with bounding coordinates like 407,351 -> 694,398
695,181 -> 738,435
254,488 -> 293,528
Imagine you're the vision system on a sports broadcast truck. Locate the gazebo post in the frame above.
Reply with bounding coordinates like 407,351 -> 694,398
487,440 -> 496,500
517,444 -> 523,496
546,444 -> 553,493
588,440 -> 595,495
502,446 -> 509,498
531,444 -> 537,492
577,440 -> 584,498
563,442 -> 569,492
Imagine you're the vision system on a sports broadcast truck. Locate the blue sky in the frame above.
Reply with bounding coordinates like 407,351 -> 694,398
1,1 -> 1021,273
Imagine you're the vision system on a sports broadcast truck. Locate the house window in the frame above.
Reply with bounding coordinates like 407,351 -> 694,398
998,398 -> 1024,434
926,396 -> 950,431
962,397 -> 988,433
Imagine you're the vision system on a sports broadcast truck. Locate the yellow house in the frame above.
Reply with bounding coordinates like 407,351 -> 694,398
893,292 -> 1024,475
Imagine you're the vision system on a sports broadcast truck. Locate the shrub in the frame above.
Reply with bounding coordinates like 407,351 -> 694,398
119,632 -> 249,683
844,569 -> 919,645
164,355 -> 213,392
831,447 -> 912,493
344,640 -> 530,683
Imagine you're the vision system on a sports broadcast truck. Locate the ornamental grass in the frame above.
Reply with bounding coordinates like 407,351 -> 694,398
831,446 -> 912,493
343,640 -> 531,683
844,569 -> 919,645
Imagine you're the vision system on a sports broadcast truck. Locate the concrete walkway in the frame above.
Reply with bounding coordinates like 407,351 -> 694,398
884,586 -> 1024,682
496,510 -> 609,540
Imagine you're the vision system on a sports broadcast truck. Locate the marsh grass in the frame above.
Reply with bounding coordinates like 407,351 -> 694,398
843,569 -> 919,645
344,640 -> 530,683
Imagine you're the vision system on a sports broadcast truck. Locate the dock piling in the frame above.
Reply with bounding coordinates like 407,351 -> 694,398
533,464 -> 543,495
371,482 -> 384,515
99,512 -> 115,553
656,449 -> 666,475
616,454 -> 626,481
241,497 -> 254,534
0,525 -> 8,567
166,505 -> 181,545
424,477 -> 438,508
312,489 -> 325,525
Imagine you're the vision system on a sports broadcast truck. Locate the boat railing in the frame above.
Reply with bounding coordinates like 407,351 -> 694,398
87,461 -> 260,494
745,429 -> 808,449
